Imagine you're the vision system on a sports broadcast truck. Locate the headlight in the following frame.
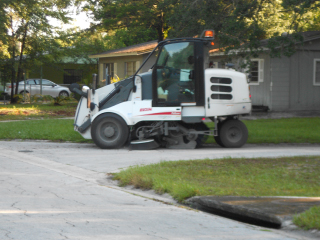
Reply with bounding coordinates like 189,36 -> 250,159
82,86 -> 89,92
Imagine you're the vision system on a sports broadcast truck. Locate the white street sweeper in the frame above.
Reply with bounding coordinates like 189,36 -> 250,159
69,30 -> 251,149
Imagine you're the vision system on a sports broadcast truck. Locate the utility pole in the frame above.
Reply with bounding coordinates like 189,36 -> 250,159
40,65 -> 43,95
23,71 -> 26,102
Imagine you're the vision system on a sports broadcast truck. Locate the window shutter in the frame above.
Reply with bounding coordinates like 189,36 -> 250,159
315,60 -> 320,85
136,61 -> 140,73
259,59 -> 264,82
114,63 -> 117,76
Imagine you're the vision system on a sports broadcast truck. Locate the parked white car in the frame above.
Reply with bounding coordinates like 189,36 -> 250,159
5,79 -> 71,97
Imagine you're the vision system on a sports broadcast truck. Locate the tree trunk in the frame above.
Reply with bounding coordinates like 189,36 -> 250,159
10,40 -> 16,102
16,23 -> 28,96
9,16 -> 17,103
157,11 -> 165,42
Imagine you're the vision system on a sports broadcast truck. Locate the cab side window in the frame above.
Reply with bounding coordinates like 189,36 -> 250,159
155,42 -> 195,105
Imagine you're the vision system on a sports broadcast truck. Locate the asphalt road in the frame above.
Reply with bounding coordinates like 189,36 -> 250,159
1,140 -> 320,240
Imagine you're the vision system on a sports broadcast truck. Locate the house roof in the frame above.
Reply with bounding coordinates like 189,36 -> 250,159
210,31 -> 320,56
89,40 -> 158,58
259,31 -> 320,46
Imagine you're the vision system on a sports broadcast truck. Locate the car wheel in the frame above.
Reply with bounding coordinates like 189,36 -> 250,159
59,91 -> 69,98
91,113 -> 129,149
19,90 -> 30,98
219,119 -> 248,148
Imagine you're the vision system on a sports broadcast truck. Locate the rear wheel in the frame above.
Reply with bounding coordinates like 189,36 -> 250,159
219,119 -> 248,148
91,113 -> 129,149
19,90 -> 30,100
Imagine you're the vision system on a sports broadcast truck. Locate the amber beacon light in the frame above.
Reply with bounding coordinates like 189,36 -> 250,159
200,29 -> 215,39
205,30 -> 214,37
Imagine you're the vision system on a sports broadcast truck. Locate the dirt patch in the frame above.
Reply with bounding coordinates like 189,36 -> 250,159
0,109 -> 40,115
46,110 -> 75,117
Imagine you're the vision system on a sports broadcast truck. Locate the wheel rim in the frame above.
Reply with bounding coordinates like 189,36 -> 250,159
226,126 -> 242,143
99,122 -> 120,143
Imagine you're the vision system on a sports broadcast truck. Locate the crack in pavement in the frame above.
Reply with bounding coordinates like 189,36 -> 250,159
48,191 -> 86,206
0,228 -> 14,240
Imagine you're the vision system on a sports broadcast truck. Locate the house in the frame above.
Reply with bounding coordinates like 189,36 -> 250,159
210,31 -> 320,111
27,57 -> 97,86
89,40 -> 158,86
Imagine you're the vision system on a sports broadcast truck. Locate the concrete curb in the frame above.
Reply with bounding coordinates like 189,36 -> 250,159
186,196 -> 320,229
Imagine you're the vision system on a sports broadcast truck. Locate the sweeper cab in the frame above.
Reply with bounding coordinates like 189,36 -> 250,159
70,30 -> 252,149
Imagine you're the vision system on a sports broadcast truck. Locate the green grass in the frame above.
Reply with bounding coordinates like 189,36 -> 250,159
113,156 -> 320,202
293,206 -> 320,230
0,119 -> 91,143
206,117 -> 320,144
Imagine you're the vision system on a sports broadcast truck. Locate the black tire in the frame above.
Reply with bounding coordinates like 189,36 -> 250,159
91,113 -> 129,149
219,119 -> 248,148
19,90 -> 29,94
214,121 -> 225,147
59,91 -> 69,97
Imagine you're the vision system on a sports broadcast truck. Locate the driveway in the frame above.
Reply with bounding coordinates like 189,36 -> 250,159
1,140 -> 320,240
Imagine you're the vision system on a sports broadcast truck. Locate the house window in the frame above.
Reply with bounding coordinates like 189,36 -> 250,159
125,61 -> 136,77
105,63 -> 114,79
249,59 -> 264,85
314,59 -> 320,86
63,69 -> 83,84
104,63 -> 114,84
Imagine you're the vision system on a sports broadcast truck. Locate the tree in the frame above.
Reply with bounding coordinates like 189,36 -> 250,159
280,0 -> 320,32
85,0 -> 177,43
166,0 -> 320,63
0,0 -> 74,102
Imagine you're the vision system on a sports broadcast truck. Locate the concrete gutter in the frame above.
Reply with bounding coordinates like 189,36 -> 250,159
186,196 -> 320,229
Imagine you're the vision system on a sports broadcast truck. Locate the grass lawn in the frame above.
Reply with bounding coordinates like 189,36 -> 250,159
0,102 -> 77,121
0,119 -> 91,143
113,156 -> 320,202
293,206 -> 320,230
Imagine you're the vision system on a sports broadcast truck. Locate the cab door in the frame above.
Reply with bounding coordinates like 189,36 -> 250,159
152,41 -> 205,107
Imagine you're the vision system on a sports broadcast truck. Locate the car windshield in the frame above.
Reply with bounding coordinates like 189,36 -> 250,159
34,80 -> 54,85
19,80 -> 36,85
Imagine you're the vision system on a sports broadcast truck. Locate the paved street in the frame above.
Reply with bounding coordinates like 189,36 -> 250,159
1,141 -> 320,239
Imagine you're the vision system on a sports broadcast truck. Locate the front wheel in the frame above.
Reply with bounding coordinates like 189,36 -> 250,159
91,113 -> 129,149
219,119 -> 248,148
